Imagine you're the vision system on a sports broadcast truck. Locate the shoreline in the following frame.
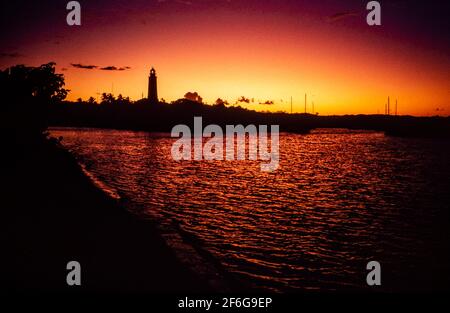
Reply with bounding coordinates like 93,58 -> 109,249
5,136 -> 215,293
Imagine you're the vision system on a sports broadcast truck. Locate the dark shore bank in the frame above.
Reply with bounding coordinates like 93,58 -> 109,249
4,136 -> 215,294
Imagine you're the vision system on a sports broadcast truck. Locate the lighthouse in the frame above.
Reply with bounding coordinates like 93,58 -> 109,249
148,67 -> 158,104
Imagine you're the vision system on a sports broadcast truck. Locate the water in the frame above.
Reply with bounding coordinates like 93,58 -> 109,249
50,127 -> 450,292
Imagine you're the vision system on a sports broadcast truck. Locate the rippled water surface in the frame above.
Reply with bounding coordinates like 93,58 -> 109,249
50,128 -> 450,291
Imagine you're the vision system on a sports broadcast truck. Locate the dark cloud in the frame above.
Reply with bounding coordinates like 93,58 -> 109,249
327,11 -> 361,23
71,64 -> 131,71
71,63 -> 98,69
0,52 -> 23,58
260,100 -> 274,105
100,66 -> 130,71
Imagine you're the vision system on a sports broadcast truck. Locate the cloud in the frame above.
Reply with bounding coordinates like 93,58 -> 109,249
100,66 -> 131,71
0,52 -> 23,58
71,63 -> 98,69
327,11 -> 361,23
71,63 -> 131,71
259,100 -> 274,105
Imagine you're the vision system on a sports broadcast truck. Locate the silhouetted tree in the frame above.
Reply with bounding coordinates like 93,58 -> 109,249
238,96 -> 250,104
215,98 -> 228,107
184,91 -> 203,103
116,94 -> 130,105
1,62 -> 68,142
101,93 -> 115,104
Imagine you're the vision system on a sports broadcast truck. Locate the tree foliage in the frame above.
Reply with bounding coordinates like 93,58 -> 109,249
0,62 -> 68,140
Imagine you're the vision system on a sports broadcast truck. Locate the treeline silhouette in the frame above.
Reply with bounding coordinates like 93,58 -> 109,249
49,94 -> 313,133
50,95 -> 450,138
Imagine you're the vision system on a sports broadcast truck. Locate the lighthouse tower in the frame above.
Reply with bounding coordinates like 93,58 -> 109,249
148,67 -> 158,104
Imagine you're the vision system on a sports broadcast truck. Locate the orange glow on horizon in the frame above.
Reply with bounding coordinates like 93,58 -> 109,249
3,8 -> 449,116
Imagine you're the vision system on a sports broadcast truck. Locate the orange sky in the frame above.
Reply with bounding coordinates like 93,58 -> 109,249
1,0 -> 449,116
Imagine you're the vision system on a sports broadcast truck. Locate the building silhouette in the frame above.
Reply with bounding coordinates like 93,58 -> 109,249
148,67 -> 158,104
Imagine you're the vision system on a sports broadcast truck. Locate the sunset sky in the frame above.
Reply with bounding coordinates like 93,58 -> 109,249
1,0 -> 449,115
